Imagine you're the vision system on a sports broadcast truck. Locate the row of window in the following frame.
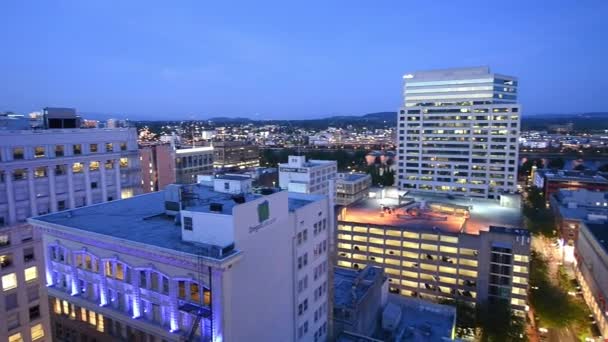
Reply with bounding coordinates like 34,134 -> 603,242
1,266 -> 38,291
7,159 -> 129,181
7,142 -> 128,161
7,323 -> 44,342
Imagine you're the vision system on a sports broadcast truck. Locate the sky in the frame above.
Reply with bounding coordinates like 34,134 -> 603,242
1,1 -> 607,120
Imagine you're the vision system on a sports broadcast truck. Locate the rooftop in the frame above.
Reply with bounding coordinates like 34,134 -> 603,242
380,295 -> 456,342
537,169 -> 608,183
334,266 -> 385,308
337,173 -> 370,183
339,193 -> 523,235
30,184 -> 316,258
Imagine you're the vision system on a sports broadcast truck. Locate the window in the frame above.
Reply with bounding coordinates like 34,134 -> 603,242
57,200 -> 66,211
73,144 -> 82,155
178,280 -> 186,299
55,145 -> 64,157
89,161 -> 100,171
2,273 -> 17,291
162,276 -> 169,294
106,143 -> 113,152
140,270 -> 147,288
1,253 -> 12,268
0,233 -> 10,246
72,162 -> 83,173
23,247 -> 35,262
13,169 -> 27,181
90,144 -> 98,153
120,158 -> 128,168
31,323 -> 44,340
8,333 -> 22,342
24,266 -> 37,282
27,285 -> 39,302
33,167 -> 47,178
7,312 -> 20,330
29,305 -> 40,320
184,217 -> 193,231
3,292 -> 20,314
13,147 -> 24,160
34,146 -> 45,158
120,142 -> 127,151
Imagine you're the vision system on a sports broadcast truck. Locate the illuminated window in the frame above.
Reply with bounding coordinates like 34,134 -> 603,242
89,161 -> 100,171
106,143 -> 113,152
190,282 -> 200,302
24,266 -> 37,282
2,273 -> 17,291
121,188 -> 133,199
120,158 -> 128,168
34,146 -> 45,158
72,162 -> 83,173
97,314 -> 105,332
34,167 -> 47,178
514,254 -> 529,263
104,261 -> 112,277
8,333 -> 22,342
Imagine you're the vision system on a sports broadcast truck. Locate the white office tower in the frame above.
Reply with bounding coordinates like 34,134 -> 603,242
279,156 -> 337,196
397,67 -> 520,199
0,114 -> 142,224
29,177 -> 332,342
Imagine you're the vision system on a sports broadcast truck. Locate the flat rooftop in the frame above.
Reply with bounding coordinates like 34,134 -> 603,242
31,184 -> 316,258
339,193 -> 523,235
381,295 -> 456,342
538,169 -> 608,183
338,173 -> 369,182
334,266 -> 384,308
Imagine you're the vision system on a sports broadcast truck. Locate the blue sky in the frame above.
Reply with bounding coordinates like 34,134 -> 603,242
1,1 -> 607,120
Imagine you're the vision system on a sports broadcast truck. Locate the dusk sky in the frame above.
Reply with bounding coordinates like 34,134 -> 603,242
1,1 -> 607,120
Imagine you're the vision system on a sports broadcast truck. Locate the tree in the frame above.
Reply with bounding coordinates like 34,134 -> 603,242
477,300 -> 527,342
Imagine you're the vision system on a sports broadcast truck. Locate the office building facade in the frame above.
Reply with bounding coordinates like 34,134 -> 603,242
212,141 -> 259,171
279,156 -> 337,196
140,145 -> 214,192
29,177 -> 332,342
0,127 -> 142,224
397,67 -> 520,199
335,173 -> 372,206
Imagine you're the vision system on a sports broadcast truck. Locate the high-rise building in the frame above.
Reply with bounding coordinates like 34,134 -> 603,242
0,224 -> 50,342
139,144 -> 214,193
0,109 -> 142,342
0,126 -> 142,223
335,190 -> 530,314
29,177 -> 333,342
279,156 -> 337,196
397,66 -> 520,199
212,141 -> 259,171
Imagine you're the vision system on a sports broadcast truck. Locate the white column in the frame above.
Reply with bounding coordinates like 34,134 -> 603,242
100,161 -> 108,202
5,170 -> 16,224
98,261 -> 109,306
28,168 -> 38,216
49,166 -> 57,212
67,164 -> 76,209
211,268 -> 223,341
114,159 -> 122,200
84,163 -> 92,206
169,279 -> 180,332
131,268 -> 142,318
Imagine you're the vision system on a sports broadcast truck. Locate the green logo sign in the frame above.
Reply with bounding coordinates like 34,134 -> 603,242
258,200 -> 270,223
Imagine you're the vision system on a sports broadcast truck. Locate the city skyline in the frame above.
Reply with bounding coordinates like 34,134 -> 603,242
2,1 -> 607,119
